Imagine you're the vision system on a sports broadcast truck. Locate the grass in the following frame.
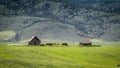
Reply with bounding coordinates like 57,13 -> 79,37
0,45 -> 120,68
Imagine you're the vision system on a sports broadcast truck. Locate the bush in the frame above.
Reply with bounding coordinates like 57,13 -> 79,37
40,44 -> 45,46
61,43 -> 68,46
117,63 -> 120,67
46,43 -> 53,46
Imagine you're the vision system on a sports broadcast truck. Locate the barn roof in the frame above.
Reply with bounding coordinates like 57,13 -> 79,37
28,36 -> 40,42
81,40 -> 91,43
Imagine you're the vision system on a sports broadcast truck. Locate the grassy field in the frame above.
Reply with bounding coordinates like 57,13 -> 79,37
0,45 -> 120,68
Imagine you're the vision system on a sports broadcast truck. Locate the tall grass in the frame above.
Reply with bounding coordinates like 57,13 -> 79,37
0,45 -> 120,68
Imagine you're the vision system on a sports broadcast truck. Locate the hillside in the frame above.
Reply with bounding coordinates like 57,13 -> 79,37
0,0 -> 120,42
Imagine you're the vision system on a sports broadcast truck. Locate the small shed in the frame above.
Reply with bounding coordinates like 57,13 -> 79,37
28,36 -> 41,45
80,40 -> 92,46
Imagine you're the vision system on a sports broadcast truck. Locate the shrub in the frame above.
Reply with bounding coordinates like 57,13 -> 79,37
61,43 -> 68,46
117,63 -> 120,67
46,43 -> 53,46
40,44 -> 45,46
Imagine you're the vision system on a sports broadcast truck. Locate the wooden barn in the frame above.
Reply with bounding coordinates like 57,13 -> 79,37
80,40 -> 92,46
28,36 -> 41,45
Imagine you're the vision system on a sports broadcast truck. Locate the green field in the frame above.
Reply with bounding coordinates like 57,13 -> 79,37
0,45 -> 120,68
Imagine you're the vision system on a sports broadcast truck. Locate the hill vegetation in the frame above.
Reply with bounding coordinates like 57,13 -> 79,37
0,0 -> 120,42
0,31 -> 16,42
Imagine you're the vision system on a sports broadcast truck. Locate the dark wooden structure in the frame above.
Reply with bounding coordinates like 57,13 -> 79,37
28,36 -> 41,45
80,40 -> 92,46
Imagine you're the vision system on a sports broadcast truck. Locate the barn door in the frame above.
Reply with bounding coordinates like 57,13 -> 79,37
34,41 -> 37,45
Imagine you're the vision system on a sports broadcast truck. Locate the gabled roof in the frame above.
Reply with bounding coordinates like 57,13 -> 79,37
81,40 -> 91,43
28,36 -> 40,42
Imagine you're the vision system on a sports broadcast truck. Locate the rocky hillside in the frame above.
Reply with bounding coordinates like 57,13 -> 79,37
0,0 -> 120,42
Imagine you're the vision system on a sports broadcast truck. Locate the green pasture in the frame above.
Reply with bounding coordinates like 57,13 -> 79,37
0,45 -> 120,68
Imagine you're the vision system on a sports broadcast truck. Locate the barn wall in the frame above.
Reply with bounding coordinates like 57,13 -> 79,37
28,37 -> 41,45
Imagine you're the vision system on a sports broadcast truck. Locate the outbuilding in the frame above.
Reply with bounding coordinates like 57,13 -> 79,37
28,36 -> 41,45
80,40 -> 92,46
